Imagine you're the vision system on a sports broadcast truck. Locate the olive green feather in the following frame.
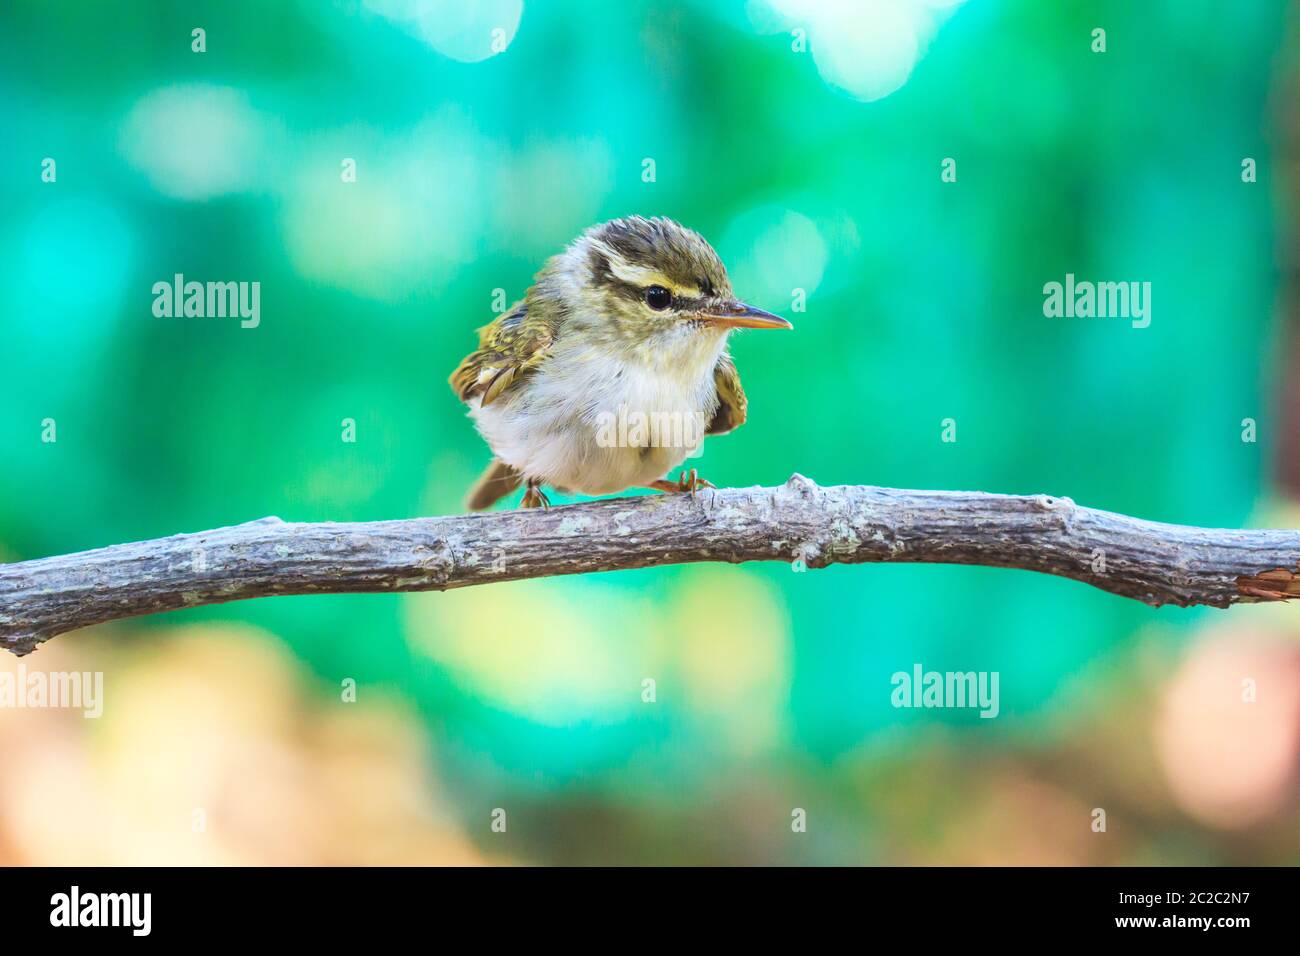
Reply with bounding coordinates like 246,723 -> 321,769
707,353 -> 747,435
448,303 -> 557,406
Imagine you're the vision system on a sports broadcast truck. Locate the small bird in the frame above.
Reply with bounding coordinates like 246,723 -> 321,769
450,216 -> 791,510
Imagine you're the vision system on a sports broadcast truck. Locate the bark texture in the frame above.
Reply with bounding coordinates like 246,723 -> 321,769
3,475 -> 1299,656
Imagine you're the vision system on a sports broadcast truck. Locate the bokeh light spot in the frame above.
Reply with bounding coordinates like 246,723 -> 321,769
366,0 -> 523,62
722,206 -> 827,307
749,0 -> 967,102
20,197 -> 134,315
119,85 -> 269,201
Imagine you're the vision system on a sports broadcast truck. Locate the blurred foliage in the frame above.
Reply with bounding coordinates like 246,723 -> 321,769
1,0 -> 1297,864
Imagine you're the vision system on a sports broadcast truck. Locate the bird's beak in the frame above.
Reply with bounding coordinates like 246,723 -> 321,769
697,300 -> 793,330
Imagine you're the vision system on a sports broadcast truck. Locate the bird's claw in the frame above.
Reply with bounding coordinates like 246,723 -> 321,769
679,468 -> 714,497
647,468 -> 714,497
521,484 -> 551,509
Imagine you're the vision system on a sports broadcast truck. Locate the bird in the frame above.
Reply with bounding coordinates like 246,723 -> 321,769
449,215 -> 792,510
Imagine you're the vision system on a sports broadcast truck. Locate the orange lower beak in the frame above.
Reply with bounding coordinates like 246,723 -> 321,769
698,301 -> 793,330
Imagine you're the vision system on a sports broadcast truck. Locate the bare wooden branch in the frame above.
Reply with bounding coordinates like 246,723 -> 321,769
3,474 -> 1299,656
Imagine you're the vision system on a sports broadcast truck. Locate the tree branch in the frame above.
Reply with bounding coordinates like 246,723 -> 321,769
3,474 -> 1299,656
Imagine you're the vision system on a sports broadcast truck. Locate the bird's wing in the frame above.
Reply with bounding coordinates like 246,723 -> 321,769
707,352 -> 748,435
449,303 -> 557,406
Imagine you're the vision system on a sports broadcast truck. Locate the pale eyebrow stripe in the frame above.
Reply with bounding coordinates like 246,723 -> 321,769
604,253 -> 702,298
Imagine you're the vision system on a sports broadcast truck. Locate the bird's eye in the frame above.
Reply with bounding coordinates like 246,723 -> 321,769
644,285 -> 672,311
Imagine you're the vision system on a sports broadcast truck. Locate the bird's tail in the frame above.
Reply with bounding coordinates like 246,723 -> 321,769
465,459 -> 523,511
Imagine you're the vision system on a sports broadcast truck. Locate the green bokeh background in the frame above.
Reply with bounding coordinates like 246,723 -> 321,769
2,0 -> 1296,864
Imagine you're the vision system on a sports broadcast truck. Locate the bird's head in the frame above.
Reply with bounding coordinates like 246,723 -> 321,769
533,216 -> 791,353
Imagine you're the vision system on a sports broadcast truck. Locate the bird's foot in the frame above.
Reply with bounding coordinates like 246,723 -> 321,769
646,468 -> 715,498
520,482 -> 551,510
